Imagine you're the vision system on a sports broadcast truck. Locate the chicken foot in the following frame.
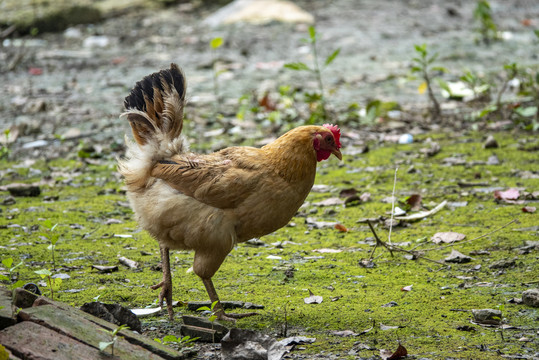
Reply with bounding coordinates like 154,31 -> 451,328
150,246 -> 174,320
201,277 -> 259,322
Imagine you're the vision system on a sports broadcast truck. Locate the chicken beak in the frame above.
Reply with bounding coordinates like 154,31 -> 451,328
332,148 -> 342,160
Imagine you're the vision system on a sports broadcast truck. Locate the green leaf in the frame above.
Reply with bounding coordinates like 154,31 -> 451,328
2,258 -> 13,269
308,26 -> 316,41
12,280 -> 25,290
324,48 -> 341,67
197,306 -> 211,312
162,335 -> 178,343
34,269 -> 52,277
210,37 -> 223,49
427,52 -> 439,64
431,66 -> 447,73
437,79 -> 451,93
534,29 -> 539,38
284,62 -> 311,71
99,341 -> 114,351
47,244 -> 56,251
414,43 -> 426,55
515,106 -> 538,117
209,315 -> 217,322
42,219 -> 53,230
154,338 -> 162,344
0,274 -> 9,281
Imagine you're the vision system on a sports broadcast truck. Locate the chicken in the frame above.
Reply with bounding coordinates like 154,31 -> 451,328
118,63 -> 342,321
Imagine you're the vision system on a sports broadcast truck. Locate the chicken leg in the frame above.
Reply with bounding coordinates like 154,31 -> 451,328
150,246 -> 174,320
201,277 -> 259,322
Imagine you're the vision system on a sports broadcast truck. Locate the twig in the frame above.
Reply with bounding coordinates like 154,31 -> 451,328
367,220 -> 394,260
367,220 -> 445,265
388,167 -> 398,244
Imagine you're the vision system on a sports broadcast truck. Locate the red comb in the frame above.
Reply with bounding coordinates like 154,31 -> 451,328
323,124 -> 341,148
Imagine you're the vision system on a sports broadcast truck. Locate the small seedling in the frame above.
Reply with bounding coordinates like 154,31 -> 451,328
99,324 -> 130,356
154,334 -> 198,354
496,63 -> 518,110
0,257 -> 24,317
474,0 -> 498,44
197,300 -> 220,343
210,36 -> 224,117
34,269 -> 62,301
410,43 -> 447,120
0,129 -> 11,160
40,220 -> 59,269
284,25 -> 340,122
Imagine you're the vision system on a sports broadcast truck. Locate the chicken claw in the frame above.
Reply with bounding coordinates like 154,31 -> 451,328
201,277 -> 259,322
151,247 -> 174,320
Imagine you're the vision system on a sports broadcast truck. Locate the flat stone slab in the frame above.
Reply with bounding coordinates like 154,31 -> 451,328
19,305 -> 167,360
0,288 -> 187,360
0,321 -> 104,360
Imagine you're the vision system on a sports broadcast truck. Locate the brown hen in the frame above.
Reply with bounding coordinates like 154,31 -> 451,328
118,64 -> 342,321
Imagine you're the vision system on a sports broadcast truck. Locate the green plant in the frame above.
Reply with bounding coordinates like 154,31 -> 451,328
99,324 -> 130,356
284,25 -> 340,122
40,220 -> 59,268
154,334 -> 198,354
410,43 -> 447,120
474,0 -> 498,44
361,99 -> 401,125
0,129 -> 11,160
459,69 -> 490,99
210,36 -> 224,117
0,257 -> 24,317
34,269 -> 62,301
197,300 -> 220,342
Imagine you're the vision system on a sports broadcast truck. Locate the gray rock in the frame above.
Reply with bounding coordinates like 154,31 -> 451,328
472,309 -> 502,325
444,249 -> 472,263
522,288 -> 539,307
483,135 -> 499,149
80,302 -> 141,332
489,258 -> 516,269
221,328 -> 286,360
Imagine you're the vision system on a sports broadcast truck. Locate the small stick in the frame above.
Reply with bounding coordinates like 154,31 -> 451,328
388,167 -> 399,245
367,220 -> 394,259
367,220 -> 445,265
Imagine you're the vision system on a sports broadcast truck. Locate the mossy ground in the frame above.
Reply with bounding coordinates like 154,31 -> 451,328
0,131 -> 538,359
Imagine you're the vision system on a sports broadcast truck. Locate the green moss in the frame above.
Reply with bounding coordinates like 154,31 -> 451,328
0,131 -> 537,358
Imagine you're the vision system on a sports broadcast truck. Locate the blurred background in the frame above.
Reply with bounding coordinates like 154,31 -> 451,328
1,0 -> 538,160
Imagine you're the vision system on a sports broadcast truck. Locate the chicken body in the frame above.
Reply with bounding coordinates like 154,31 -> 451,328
118,64 -> 342,320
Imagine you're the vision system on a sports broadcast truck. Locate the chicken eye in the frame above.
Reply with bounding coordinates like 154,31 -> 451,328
325,135 -> 334,143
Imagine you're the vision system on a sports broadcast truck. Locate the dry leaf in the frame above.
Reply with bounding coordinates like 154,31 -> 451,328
339,188 -> 358,198
334,224 -> 348,232
259,92 -> 276,111
380,323 -> 399,331
304,289 -> 323,304
313,248 -> 342,253
381,343 -> 408,360
401,285 -> 413,292
494,188 -> 520,201
522,206 -> 536,213
406,194 -> 422,211
431,231 -> 466,244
